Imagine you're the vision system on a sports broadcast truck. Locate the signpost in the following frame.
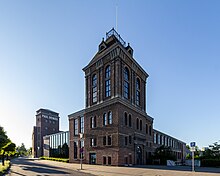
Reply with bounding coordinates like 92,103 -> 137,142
190,142 -> 196,172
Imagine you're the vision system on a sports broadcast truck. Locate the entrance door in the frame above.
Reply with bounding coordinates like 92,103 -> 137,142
89,153 -> 96,164
136,146 -> 142,165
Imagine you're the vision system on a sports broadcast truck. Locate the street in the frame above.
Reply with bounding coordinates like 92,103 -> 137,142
6,157 -> 220,176
7,157 -> 94,176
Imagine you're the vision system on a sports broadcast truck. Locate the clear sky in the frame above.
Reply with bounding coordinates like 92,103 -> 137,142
0,0 -> 219,149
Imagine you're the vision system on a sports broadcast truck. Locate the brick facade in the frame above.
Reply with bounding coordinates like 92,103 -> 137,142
68,29 -> 186,166
32,108 -> 60,157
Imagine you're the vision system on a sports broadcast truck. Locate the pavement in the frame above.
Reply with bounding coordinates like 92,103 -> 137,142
7,157 -> 220,176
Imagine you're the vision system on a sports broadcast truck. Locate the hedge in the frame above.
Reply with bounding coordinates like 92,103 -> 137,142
40,156 -> 69,163
201,159 -> 220,167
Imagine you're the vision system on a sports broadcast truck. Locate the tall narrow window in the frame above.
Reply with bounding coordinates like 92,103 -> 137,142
80,116 -> 84,133
91,116 -> 96,128
74,119 -> 78,135
140,119 -> 142,131
108,111 -> 112,124
124,112 -> 127,126
149,125 -> 152,136
107,135 -> 112,145
128,114 -> 132,127
136,118 -> 139,130
92,74 -> 97,103
136,78 -> 140,106
103,136 -> 106,146
74,141 -> 78,159
123,67 -> 130,99
105,66 -> 111,97
103,113 -> 107,126
146,124 -> 148,134
90,138 -> 97,147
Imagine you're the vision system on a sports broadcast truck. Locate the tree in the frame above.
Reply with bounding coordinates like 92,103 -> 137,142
0,126 -> 9,150
209,141 -> 220,158
16,143 -> 27,156
153,145 -> 176,165
0,126 -> 16,166
2,142 -> 16,161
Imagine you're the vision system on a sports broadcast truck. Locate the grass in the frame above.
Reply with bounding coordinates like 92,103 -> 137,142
40,156 -> 69,163
0,160 -> 10,176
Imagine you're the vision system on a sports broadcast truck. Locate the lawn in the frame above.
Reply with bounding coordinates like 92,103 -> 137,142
0,160 -> 10,176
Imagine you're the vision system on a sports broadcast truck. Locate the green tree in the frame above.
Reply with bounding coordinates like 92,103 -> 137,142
16,143 -> 27,156
0,126 -> 16,166
0,126 -> 9,150
153,145 -> 176,165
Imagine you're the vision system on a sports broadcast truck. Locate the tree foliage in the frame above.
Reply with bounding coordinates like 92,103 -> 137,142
0,126 -> 16,166
153,145 -> 176,165
16,143 -> 28,156
201,141 -> 220,159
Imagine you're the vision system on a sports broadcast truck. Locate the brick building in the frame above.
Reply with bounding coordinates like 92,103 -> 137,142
32,108 -> 60,157
68,28 -> 186,166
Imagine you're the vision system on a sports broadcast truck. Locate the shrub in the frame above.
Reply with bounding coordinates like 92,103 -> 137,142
0,160 -> 11,175
201,159 -> 220,167
40,156 -> 69,163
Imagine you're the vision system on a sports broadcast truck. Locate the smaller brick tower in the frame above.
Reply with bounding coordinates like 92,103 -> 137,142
32,109 -> 59,157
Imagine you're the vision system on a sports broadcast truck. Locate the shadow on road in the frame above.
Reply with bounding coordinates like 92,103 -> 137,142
133,165 -> 220,174
10,157 -> 94,176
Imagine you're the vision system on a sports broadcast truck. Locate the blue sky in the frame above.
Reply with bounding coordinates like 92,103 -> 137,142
0,0 -> 219,148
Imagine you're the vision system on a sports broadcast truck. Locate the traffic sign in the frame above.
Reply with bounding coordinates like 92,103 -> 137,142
190,142 -> 196,147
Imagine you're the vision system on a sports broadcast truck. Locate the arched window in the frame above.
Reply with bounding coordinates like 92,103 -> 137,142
124,112 -> 127,126
128,114 -> 132,127
140,120 -> 142,131
108,111 -> 112,124
136,78 -> 140,106
105,66 -> 111,97
146,124 -> 148,134
123,67 -> 130,99
103,113 -> 107,126
92,74 -> 97,103
136,118 -> 139,130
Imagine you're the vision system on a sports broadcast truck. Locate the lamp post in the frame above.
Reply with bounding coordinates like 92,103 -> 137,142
37,146 -> 40,158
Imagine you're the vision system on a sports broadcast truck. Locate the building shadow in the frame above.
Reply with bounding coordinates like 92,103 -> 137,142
11,157 -> 95,176
132,165 -> 220,174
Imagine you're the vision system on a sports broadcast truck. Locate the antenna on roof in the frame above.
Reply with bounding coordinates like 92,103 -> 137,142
116,2 -> 118,32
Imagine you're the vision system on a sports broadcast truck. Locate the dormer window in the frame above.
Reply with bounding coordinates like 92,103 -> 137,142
99,38 -> 107,52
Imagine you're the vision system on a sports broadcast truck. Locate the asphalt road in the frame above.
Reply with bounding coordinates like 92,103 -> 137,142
7,157 -> 94,176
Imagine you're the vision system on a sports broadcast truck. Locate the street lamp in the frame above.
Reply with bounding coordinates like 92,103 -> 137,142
37,146 -> 40,158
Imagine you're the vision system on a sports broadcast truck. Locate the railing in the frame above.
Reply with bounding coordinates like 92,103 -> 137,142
106,28 -> 126,47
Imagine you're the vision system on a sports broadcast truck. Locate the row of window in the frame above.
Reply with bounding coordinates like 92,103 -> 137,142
45,119 -> 56,124
74,116 -> 84,135
153,133 -> 182,149
90,135 -> 133,148
49,131 -> 69,149
90,135 -> 112,147
91,111 -> 113,128
92,66 -> 142,106
123,112 -> 152,135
